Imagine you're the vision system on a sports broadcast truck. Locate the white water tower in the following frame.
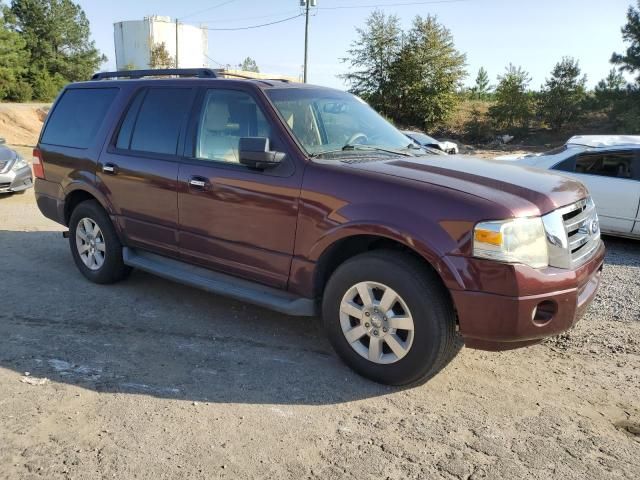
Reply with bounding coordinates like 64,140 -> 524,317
114,16 -> 208,70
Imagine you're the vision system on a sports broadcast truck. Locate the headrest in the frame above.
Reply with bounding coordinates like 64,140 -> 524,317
205,102 -> 230,131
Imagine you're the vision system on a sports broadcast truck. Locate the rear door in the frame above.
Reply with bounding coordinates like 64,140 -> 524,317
555,150 -> 640,234
98,86 -> 195,257
177,86 -> 303,288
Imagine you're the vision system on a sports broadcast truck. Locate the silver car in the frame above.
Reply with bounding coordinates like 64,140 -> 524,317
0,139 -> 32,194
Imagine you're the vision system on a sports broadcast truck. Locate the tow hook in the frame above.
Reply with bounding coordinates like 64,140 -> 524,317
62,231 -> 70,238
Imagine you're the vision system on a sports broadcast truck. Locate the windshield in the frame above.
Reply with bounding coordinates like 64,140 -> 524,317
266,88 -> 415,156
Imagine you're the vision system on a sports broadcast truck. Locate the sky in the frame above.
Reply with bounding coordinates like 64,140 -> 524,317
78,0 -> 634,90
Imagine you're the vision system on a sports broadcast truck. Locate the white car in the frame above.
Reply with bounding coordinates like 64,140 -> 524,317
497,135 -> 640,239
403,131 -> 459,154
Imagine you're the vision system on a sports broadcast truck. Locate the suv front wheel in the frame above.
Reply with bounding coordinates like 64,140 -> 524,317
322,250 -> 459,386
68,200 -> 130,284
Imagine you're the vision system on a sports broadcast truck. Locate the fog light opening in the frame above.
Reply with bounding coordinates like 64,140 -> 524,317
532,300 -> 557,327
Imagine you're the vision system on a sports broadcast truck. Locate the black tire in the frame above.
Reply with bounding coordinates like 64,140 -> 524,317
322,250 -> 460,386
68,200 -> 131,284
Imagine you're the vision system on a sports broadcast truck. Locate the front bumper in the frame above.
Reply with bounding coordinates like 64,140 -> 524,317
450,240 -> 605,351
0,165 -> 33,193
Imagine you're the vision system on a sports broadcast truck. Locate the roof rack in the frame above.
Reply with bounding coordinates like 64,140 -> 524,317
91,68 -> 219,80
215,71 -> 258,80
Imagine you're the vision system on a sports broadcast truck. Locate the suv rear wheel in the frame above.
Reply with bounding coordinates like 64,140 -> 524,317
68,200 -> 130,284
322,250 -> 459,386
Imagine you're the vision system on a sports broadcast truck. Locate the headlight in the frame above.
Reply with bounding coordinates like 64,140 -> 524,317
473,217 -> 549,268
11,156 -> 28,171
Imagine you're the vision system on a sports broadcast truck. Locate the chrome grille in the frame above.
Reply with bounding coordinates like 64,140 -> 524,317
542,197 -> 601,269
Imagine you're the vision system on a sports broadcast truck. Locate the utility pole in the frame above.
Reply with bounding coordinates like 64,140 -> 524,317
301,0 -> 316,83
175,18 -> 179,68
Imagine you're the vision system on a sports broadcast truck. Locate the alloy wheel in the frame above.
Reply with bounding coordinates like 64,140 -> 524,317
339,281 -> 415,364
75,217 -> 106,271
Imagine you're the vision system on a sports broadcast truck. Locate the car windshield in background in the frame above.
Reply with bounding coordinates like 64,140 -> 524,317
540,145 -> 569,156
266,88 -> 418,156
408,132 -> 438,145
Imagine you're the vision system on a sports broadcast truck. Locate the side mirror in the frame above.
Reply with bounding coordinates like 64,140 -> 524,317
239,137 -> 285,170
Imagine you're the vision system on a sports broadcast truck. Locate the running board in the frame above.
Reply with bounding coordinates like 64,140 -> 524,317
122,248 -> 317,317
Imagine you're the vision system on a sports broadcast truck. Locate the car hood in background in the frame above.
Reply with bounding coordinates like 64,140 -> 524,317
0,145 -> 17,162
0,145 -> 17,173
345,155 -> 589,216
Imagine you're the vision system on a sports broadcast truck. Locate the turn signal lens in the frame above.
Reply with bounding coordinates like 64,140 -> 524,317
474,229 -> 503,246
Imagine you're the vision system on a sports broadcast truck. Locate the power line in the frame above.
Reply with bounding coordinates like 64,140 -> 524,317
180,0 -> 237,21
203,13 -> 304,31
204,53 -> 225,67
317,0 -> 469,10
199,10 -> 301,24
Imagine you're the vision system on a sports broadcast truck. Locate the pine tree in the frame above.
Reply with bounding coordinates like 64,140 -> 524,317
471,67 -> 491,100
488,64 -> 533,131
538,57 -> 587,130
239,57 -> 259,73
3,0 -> 106,100
340,10 -> 402,116
386,15 -> 467,129
611,1 -> 640,82
0,16 -> 31,100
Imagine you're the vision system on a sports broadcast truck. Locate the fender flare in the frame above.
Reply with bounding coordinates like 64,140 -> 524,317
308,221 -> 465,292
62,181 -> 125,242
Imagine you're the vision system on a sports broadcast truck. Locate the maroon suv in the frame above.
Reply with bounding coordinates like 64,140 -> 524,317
33,69 -> 604,385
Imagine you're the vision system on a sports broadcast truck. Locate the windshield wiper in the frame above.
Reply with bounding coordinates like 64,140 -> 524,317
311,144 -> 412,158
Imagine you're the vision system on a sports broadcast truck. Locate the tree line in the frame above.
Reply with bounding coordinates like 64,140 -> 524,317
343,2 -> 640,140
0,0 -> 105,102
0,0 -> 265,102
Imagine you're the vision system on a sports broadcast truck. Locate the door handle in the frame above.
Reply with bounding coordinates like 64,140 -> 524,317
188,176 -> 210,190
102,163 -> 117,174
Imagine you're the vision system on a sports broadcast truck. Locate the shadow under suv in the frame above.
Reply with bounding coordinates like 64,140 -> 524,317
34,68 -> 604,385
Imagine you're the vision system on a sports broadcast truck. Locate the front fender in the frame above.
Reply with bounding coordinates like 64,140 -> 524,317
306,211 -> 466,292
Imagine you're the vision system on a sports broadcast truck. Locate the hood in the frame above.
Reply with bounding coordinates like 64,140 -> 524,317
344,155 -> 589,216
493,152 -> 541,161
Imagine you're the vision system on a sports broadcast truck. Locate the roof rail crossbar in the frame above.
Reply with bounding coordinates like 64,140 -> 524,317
215,72 -> 259,80
91,68 -> 218,80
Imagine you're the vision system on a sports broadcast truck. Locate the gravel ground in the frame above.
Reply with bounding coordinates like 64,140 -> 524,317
0,188 -> 639,480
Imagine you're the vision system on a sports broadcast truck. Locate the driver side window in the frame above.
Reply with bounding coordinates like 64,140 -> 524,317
576,153 -> 634,179
196,89 -> 271,164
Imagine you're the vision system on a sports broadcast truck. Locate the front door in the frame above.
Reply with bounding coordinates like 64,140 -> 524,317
177,87 -> 303,288
98,86 -> 195,257
569,151 -> 640,235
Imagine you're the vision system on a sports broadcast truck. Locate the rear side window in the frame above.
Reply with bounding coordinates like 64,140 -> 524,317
116,88 -> 192,155
41,88 -> 118,148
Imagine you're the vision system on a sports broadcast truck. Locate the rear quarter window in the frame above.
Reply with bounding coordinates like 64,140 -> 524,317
41,88 -> 118,149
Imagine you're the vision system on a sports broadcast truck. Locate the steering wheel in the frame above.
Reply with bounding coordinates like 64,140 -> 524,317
346,132 -> 368,146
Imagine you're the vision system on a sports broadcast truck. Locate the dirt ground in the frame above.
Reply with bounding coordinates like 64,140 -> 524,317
0,105 -> 639,479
